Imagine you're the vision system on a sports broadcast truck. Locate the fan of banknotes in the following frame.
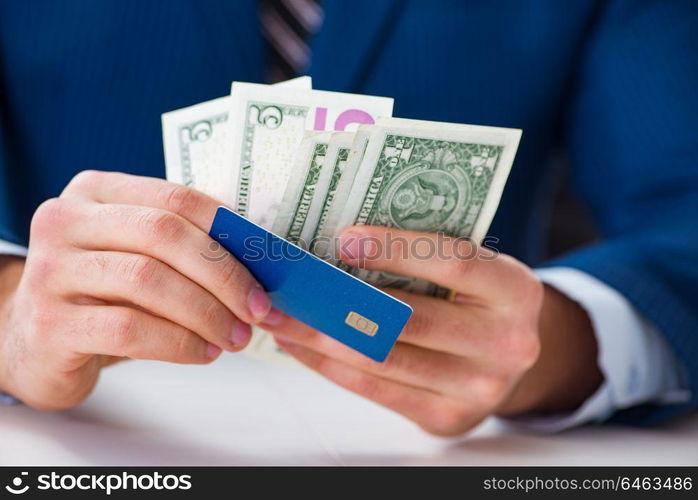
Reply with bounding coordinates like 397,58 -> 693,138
162,76 -> 521,366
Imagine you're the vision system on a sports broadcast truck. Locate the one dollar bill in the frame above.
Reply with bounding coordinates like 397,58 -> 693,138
320,117 -> 522,296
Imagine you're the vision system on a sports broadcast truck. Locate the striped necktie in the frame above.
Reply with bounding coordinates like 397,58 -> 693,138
261,0 -> 324,83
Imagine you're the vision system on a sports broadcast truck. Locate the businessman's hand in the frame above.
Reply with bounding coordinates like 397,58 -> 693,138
0,171 -> 272,410
264,226 -> 603,436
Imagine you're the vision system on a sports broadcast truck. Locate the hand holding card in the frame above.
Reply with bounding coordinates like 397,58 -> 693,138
209,207 -> 412,362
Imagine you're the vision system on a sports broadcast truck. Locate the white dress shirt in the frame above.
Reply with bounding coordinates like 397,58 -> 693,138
0,240 -> 690,427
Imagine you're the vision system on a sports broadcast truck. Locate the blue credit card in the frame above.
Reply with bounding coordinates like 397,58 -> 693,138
209,207 -> 412,362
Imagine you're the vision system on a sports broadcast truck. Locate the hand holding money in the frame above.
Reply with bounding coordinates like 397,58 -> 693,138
163,77 -> 522,364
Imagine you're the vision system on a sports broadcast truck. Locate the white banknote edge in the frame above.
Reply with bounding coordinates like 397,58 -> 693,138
315,129 -> 372,263
301,131 -> 356,248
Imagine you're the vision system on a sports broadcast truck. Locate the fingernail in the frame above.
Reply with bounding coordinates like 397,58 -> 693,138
247,286 -> 271,321
340,230 -> 376,263
261,308 -> 285,327
231,321 -> 252,346
206,343 -> 222,359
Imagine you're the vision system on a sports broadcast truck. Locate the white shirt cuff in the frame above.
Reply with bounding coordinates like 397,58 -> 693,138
507,267 -> 689,433
0,239 -> 27,258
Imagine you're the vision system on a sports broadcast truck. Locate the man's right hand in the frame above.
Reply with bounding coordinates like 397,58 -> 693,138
0,170 -> 272,410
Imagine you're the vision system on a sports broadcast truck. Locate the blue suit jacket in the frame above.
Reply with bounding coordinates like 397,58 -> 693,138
1,0 -> 696,425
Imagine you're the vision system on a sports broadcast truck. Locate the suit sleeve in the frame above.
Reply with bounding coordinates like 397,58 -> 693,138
0,61 -> 25,248
550,0 -> 698,425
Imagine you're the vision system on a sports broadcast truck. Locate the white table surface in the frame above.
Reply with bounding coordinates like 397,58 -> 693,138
1,354 -> 696,466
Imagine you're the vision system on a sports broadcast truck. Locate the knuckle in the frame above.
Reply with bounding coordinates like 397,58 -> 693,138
77,251 -> 112,278
473,377 -> 508,407
201,298 -> 229,331
423,402 -> 471,437
65,169 -> 102,193
499,329 -> 541,371
171,331 -> 200,363
216,254 -> 247,289
352,372 -> 382,400
495,253 -> 519,268
298,330 -> 326,352
27,303 -> 59,343
516,334 -> 541,371
161,184 -> 200,218
505,257 -> 544,304
121,254 -> 161,289
138,209 -> 186,245
25,252 -> 57,285
450,255 -> 477,279
108,309 -> 138,351
31,198 -> 71,234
